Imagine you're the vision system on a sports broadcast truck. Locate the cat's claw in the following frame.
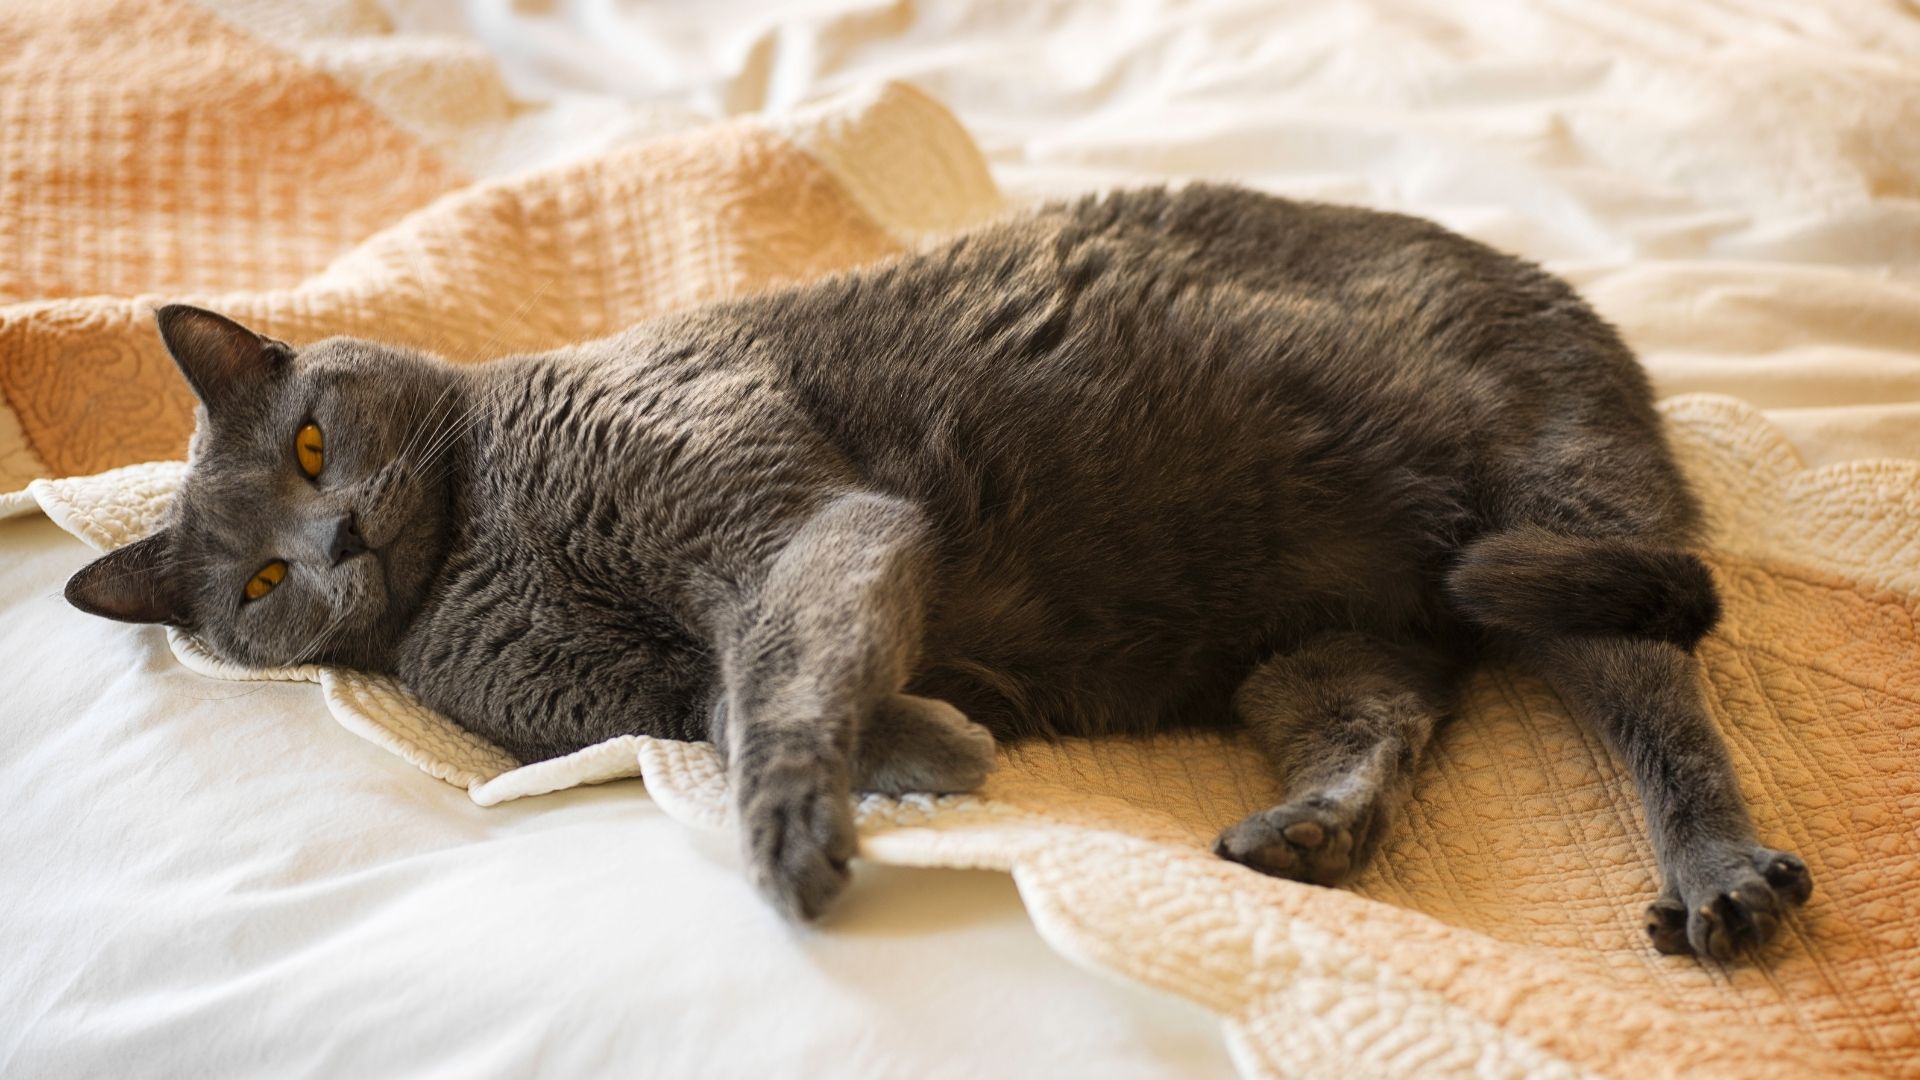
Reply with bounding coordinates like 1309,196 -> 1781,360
1645,895 -> 1691,954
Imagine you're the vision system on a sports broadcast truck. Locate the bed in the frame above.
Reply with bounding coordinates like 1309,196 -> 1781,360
3,1 -> 1917,1076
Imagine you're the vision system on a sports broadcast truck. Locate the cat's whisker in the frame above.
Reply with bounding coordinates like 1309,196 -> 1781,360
391,278 -> 562,481
394,377 -> 465,472
402,401 -> 477,485
406,374 -> 521,483
406,367 -> 519,471
292,605 -> 352,666
400,394 -> 475,485
405,272 -> 556,470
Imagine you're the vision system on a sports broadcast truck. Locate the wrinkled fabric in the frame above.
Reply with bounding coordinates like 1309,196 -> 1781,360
398,0 -> 1920,467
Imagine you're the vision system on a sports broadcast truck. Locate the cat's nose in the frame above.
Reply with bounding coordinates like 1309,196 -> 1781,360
325,512 -> 368,566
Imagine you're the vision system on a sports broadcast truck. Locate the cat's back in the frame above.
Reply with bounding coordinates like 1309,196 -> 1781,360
724,184 -> 1548,557
746,182 -> 1604,480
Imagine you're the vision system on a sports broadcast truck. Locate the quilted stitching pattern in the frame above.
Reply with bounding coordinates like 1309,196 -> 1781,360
0,0 -> 461,307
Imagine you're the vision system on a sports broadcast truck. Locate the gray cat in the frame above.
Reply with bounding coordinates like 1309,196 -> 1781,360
66,184 -> 1810,959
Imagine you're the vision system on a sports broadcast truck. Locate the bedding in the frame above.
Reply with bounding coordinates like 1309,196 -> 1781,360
20,391 -> 1920,1079
5,0 -> 1920,1077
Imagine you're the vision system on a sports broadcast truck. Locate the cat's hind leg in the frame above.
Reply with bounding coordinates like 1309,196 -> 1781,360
1214,632 -> 1450,886
1533,632 -> 1811,959
1449,522 -> 1812,958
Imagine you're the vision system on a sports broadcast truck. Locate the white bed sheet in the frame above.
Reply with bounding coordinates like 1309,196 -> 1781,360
0,510 -> 1232,1077
393,0 -> 1920,466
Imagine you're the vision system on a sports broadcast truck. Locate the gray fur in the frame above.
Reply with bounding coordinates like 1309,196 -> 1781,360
1216,632 -> 1449,886
66,184 -> 1808,953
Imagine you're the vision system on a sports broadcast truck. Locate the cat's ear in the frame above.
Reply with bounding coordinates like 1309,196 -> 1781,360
154,305 -> 291,409
64,529 -> 188,627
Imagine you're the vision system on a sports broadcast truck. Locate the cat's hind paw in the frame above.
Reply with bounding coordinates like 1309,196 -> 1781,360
1214,795 -> 1371,887
1651,846 -> 1812,960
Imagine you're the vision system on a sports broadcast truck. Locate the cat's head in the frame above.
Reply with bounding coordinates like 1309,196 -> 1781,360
64,306 -> 462,671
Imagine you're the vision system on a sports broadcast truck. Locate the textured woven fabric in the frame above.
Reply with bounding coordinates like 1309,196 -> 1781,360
0,0 -> 461,306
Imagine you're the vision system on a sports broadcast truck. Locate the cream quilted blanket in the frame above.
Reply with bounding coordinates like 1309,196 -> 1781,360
6,1 -> 1920,1076
15,395 -> 1920,1080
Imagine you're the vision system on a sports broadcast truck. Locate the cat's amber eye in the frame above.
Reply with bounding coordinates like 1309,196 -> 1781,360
243,560 -> 287,602
295,422 -> 325,478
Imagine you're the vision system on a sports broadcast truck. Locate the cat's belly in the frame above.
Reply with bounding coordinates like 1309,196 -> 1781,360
900,485 -> 1460,741
908,648 -> 1248,741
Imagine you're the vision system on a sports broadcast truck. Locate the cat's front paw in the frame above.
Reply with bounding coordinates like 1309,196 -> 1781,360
853,694 -> 997,795
736,743 -> 858,922
1647,846 -> 1812,960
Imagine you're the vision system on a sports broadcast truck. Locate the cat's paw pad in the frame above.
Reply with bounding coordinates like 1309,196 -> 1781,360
737,750 -> 858,923
1659,846 -> 1812,960
1213,797 -> 1360,886
853,694 -> 997,796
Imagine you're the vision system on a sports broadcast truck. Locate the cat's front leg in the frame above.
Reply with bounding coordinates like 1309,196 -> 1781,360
715,491 -> 933,921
